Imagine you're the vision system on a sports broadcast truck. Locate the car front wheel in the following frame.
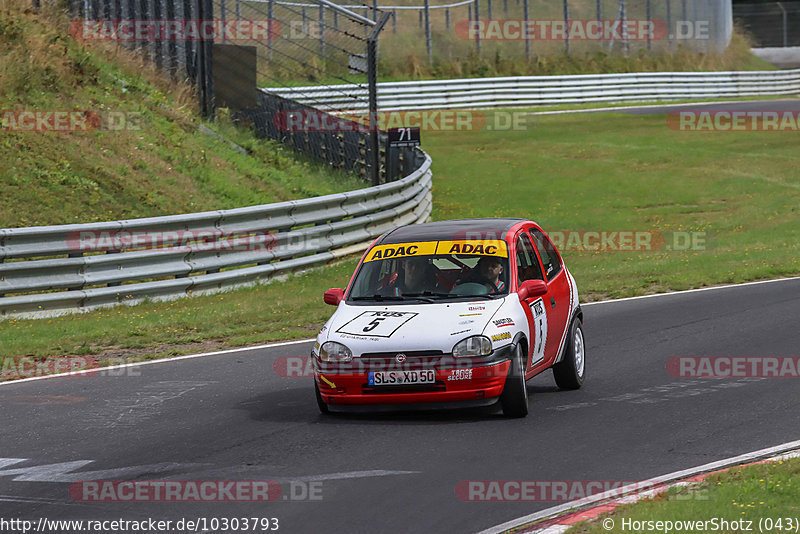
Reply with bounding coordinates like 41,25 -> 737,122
315,380 -> 330,414
553,319 -> 586,390
500,342 -> 529,418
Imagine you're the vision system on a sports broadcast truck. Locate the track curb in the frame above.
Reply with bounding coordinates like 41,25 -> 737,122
477,440 -> 800,534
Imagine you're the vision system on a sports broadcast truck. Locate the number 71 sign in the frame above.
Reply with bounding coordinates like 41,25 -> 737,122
387,127 -> 421,148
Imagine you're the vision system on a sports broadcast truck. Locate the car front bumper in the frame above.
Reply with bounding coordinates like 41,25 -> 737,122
314,346 -> 514,407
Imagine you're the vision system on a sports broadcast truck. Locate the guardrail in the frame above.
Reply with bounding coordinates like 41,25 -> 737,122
263,69 -> 800,112
0,149 -> 432,319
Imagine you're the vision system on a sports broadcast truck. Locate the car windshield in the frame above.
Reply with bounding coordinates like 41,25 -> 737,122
348,240 -> 510,302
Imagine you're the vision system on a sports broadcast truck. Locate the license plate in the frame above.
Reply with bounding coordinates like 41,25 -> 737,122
368,370 -> 436,386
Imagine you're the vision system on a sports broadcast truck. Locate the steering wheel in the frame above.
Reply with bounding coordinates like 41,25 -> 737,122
466,274 -> 499,293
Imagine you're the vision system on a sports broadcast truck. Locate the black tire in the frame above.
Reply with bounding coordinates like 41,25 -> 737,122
315,380 -> 330,414
553,319 -> 586,390
500,342 -> 529,418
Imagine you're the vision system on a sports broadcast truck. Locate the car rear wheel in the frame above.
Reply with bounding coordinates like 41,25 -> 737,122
315,380 -> 330,414
501,342 -> 529,418
553,319 -> 586,390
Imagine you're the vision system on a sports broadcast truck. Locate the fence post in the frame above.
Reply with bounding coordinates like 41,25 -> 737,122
392,9 -> 396,32
597,0 -> 601,19
666,0 -> 672,48
487,0 -> 492,20
267,0 -> 274,62
319,4 -> 325,60
503,0 -> 508,16
523,0 -> 530,59
220,0 -> 226,42
474,0 -> 481,56
424,0 -> 432,64
198,0 -> 215,118
563,0 -> 569,54
445,8 -> 450,30
646,0 -> 651,50
165,0 -> 178,74
777,2 -> 788,47
367,14 -> 391,186
621,0 -> 629,55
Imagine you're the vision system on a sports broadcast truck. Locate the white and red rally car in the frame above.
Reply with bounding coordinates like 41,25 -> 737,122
313,218 -> 584,417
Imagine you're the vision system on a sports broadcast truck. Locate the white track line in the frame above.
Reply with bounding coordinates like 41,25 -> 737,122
582,275 -> 800,307
3,276 -> 800,387
526,98 -> 800,116
476,439 -> 800,534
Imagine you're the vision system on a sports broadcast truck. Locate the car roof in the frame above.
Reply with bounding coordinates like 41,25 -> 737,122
378,218 -> 528,245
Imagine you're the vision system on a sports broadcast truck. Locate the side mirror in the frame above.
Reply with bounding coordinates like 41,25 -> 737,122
517,279 -> 548,301
323,288 -> 344,306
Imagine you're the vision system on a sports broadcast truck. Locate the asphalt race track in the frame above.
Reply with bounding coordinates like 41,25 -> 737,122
2,277 -> 799,534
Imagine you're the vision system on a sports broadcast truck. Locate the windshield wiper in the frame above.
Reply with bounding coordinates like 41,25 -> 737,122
407,292 -> 461,299
416,292 -> 505,300
399,293 -> 438,303
351,294 -> 408,301
351,294 -> 436,303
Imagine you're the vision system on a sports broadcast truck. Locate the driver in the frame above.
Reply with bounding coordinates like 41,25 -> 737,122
400,257 -> 441,294
376,256 -> 441,296
460,256 -> 505,293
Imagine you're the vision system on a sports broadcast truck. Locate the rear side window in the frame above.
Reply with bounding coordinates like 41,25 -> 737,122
530,229 -> 562,281
516,233 -> 544,285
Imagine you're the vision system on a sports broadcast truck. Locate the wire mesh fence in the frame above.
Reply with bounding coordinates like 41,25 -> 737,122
63,0 -> 423,185
734,1 -> 800,48
247,0 -> 734,66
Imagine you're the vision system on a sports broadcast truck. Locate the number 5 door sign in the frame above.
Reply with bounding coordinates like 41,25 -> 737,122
336,311 -> 419,338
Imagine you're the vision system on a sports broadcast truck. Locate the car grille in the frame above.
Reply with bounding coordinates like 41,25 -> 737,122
360,350 -> 444,359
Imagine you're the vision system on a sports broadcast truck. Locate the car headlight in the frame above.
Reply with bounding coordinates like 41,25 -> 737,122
319,341 -> 353,362
452,336 -> 492,357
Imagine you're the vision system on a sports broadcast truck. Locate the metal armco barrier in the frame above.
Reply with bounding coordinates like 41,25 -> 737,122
0,149 -> 432,319
263,69 -> 800,112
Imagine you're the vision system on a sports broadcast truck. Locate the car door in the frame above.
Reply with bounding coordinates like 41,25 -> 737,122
513,231 -> 550,371
529,227 -> 571,365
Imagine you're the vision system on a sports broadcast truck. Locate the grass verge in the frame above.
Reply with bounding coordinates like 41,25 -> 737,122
0,1 -> 362,228
0,259 -> 358,375
567,456 -> 800,533
424,109 -> 800,301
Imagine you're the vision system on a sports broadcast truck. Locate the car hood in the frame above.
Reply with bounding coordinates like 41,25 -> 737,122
322,298 -> 508,356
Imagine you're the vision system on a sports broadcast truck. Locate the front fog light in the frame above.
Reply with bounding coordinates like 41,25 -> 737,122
319,341 -> 353,362
452,336 -> 492,357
